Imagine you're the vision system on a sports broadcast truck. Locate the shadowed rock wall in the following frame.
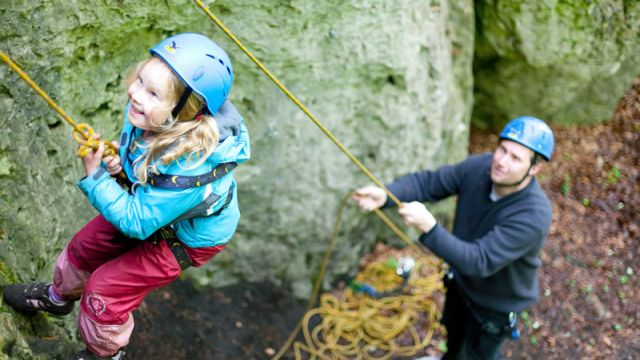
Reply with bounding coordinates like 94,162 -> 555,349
473,0 -> 640,128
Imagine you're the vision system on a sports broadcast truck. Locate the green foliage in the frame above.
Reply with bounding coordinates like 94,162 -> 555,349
606,166 -> 622,185
580,284 -> 593,294
0,260 -> 17,286
438,340 -> 448,353
618,275 -> 629,285
560,175 -> 571,196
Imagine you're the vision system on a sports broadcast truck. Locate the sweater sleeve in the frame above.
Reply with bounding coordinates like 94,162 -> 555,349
383,156 -> 475,207
418,207 -> 550,277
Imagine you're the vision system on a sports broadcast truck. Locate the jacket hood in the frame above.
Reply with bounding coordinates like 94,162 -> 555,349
120,101 -> 250,178
216,100 -> 241,143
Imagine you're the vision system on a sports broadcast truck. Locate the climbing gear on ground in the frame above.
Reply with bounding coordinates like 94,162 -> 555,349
273,195 -> 445,360
0,51 -> 125,180
2,282 -> 75,316
150,227 -> 192,271
148,162 -> 237,188
66,348 -> 126,360
348,256 -> 416,298
294,253 -> 444,360
508,311 -> 521,340
150,33 -> 234,116
500,116 -> 554,161
396,255 -> 417,277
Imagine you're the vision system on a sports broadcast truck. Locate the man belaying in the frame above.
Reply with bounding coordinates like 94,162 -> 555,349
352,116 -> 554,360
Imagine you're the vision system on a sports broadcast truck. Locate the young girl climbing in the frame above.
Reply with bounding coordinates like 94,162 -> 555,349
3,33 -> 250,360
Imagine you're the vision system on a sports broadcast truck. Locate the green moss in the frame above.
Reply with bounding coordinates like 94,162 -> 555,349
473,0 -> 640,128
0,260 -> 17,286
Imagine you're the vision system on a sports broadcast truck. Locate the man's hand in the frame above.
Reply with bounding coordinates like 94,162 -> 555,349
398,201 -> 437,233
351,185 -> 387,212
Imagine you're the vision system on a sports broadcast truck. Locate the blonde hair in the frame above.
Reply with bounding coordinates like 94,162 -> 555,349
125,58 -> 220,184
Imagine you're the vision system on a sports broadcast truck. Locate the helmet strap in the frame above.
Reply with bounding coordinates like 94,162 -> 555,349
171,87 -> 193,119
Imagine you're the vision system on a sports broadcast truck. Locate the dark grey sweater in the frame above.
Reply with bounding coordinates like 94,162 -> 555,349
384,153 -> 552,312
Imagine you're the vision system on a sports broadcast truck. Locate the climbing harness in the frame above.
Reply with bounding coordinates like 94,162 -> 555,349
148,162 -> 237,188
150,227 -> 192,271
0,51 -> 122,176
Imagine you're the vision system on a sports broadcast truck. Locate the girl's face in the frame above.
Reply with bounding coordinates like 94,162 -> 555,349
127,57 -> 174,130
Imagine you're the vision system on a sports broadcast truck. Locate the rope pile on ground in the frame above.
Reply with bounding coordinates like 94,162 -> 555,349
292,251 -> 445,360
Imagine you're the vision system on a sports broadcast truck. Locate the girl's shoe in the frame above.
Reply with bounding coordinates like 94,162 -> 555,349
2,282 -> 74,315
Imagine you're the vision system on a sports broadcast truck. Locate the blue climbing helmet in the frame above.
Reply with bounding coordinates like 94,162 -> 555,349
150,33 -> 233,115
499,116 -> 554,161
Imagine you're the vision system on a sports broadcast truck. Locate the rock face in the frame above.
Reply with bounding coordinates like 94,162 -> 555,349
473,1 -> 640,128
1,1 -> 473,356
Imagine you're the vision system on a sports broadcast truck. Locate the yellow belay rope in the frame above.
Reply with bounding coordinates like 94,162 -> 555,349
191,1 -> 446,359
0,51 -> 120,163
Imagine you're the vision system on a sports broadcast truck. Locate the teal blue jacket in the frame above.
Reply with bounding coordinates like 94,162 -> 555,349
77,101 -> 251,248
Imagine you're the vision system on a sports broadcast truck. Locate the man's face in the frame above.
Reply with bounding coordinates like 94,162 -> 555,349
491,140 -> 536,186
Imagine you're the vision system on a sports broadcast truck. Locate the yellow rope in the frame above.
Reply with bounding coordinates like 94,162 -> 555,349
192,0 -> 403,208
189,3 -> 447,357
294,252 -> 444,360
0,50 -> 121,164
273,194 -> 444,359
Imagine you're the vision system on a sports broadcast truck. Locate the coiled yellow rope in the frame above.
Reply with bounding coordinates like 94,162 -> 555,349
294,255 -> 444,360
273,195 -> 445,360
0,51 -> 121,165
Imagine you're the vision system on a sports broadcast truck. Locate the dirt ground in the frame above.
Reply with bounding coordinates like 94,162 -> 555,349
127,80 -> 640,359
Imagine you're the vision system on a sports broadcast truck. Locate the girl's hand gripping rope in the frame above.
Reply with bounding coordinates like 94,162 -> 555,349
103,140 -> 122,176
73,124 -> 123,177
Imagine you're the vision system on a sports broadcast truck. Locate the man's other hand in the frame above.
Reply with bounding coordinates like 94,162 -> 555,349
398,201 -> 437,233
351,185 -> 387,212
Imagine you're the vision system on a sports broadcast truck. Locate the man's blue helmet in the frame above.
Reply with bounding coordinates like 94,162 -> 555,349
499,116 -> 554,161
150,33 -> 233,115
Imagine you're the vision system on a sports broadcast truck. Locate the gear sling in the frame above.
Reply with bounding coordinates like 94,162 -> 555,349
145,161 -> 237,270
